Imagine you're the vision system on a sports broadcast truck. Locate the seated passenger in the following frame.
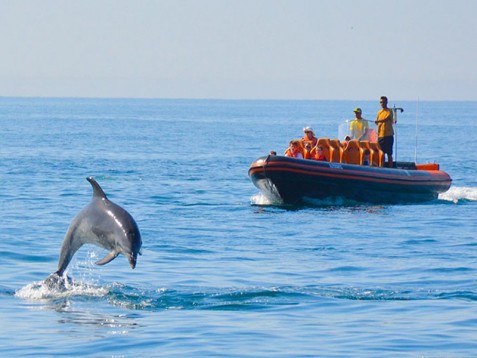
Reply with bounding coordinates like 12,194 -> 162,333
313,146 -> 327,161
349,108 -> 369,140
284,140 -> 304,158
342,135 -> 351,150
303,142 -> 313,159
302,126 -> 318,148
363,149 -> 370,165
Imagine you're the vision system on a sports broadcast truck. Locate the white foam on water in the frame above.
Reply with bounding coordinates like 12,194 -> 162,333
15,249 -> 109,301
15,278 -> 109,301
438,186 -> 477,203
250,192 -> 283,206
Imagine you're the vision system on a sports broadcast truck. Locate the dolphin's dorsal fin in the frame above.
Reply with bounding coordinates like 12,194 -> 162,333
95,250 -> 119,266
87,176 -> 108,199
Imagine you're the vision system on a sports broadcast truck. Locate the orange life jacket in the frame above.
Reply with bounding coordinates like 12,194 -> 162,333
285,148 -> 303,158
302,136 -> 318,148
303,148 -> 313,159
313,153 -> 327,161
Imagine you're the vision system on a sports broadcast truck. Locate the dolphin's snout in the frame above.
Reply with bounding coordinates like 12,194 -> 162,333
128,254 -> 137,269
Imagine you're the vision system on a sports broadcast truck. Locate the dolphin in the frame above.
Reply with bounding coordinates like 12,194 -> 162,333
50,176 -> 142,280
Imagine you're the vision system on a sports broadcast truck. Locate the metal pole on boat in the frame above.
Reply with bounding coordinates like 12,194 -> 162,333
415,98 -> 419,163
392,106 -> 404,164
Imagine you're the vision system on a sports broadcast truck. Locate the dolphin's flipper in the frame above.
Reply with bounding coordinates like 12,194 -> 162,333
95,250 -> 119,266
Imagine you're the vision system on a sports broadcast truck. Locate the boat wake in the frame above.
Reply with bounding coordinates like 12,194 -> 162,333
251,186 -> 477,208
438,186 -> 477,203
250,192 -> 283,206
251,191 -> 375,208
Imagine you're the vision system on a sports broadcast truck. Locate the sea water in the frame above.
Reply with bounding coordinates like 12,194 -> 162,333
1,98 -> 476,356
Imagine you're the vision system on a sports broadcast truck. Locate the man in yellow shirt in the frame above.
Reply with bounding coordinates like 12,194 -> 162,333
349,107 -> 369,140
375,96 -> 394,167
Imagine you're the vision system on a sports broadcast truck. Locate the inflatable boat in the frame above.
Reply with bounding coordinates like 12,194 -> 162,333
249,154 -> 451,204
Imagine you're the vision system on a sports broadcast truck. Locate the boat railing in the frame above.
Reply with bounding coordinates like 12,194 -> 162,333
338,119 -> 378,143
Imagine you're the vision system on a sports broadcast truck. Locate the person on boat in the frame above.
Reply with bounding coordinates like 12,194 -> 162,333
269,150 -> 277,156
302,126 -> 318,148
284,140 -> 304,158
303,142 -> 313,159
375,96 -> 394,168
342,135 -> 351,149
363,149 -> 370,165
313,146 -> 327,161
349,108 -> 369,140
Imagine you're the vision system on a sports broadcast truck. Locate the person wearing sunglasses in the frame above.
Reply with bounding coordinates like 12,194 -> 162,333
302,126 -> 318,148
375,96 -> 394,168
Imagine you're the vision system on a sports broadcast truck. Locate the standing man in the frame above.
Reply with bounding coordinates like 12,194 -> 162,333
375,96 -> 394,168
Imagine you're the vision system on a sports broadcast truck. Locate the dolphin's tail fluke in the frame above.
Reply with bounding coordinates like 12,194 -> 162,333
44,272 -> 73,291
87,177 -> 108,199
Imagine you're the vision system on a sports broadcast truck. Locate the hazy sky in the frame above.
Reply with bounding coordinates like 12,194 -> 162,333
1,0 -> 476,100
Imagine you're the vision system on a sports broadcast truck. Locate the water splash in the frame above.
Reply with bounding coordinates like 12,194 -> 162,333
250,192 -> 283,206
439,186 -> 477,203
15,249 -> 108,301
15,278 -> 108,301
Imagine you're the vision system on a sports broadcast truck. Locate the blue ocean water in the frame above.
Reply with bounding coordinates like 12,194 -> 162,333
1,97 -> 476,356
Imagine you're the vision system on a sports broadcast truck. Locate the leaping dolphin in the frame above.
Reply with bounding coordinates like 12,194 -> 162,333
49,177 -> 142,281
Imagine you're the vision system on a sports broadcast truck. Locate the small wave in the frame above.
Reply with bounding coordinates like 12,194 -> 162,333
107,285 -> 310,311
108,285 -> 477,310
436,291 -> 477,301
439,186 -> 477,203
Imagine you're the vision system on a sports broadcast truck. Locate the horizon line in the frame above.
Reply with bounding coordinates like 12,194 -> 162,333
1,95 -> 475,102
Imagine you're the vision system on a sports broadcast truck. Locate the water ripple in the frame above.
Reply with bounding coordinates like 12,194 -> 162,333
15,280 -> 477,312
